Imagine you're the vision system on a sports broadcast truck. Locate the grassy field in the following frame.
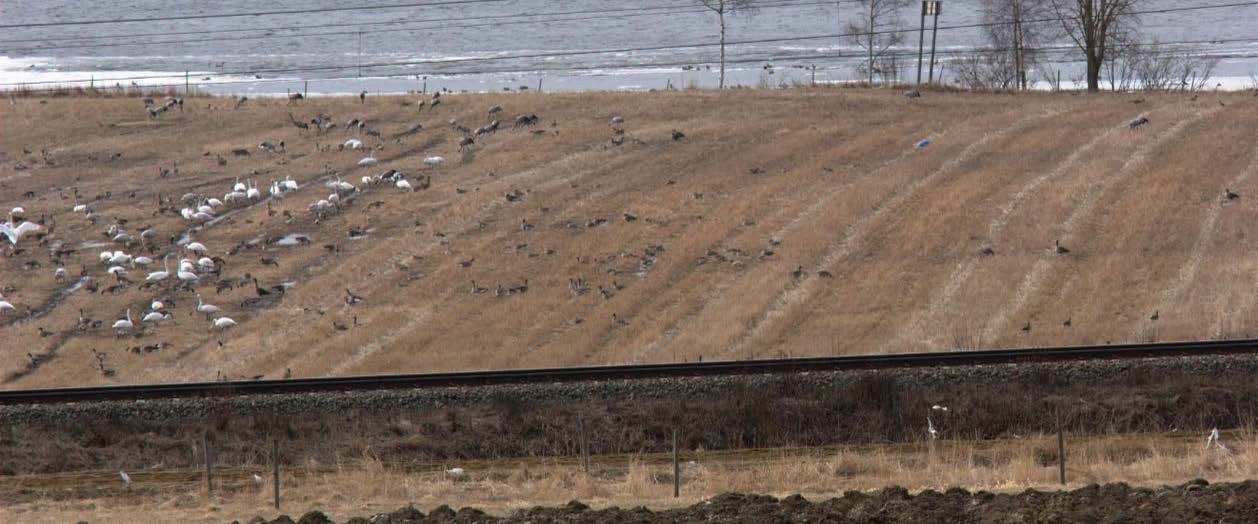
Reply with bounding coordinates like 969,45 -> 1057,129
0,429 -> 1252,523
1,88 -> 1257,388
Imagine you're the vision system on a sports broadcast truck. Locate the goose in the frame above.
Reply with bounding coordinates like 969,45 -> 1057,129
112,309 -> 134,334
252,278 -> 270,297
186,242 -> 207,254
196,294 -> 220,318
146,254 -> 173,283
212,317 -> 236,330
142,311 -> 170,323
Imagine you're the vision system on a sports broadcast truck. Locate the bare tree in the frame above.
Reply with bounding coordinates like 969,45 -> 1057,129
697,0 -> 758,89
1107,41 -> 1219,91
1049,0 -> 1138,92
981,0 -> 1054,89
846,0 -> 911,85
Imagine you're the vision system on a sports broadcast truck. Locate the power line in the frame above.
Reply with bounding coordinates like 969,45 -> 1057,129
0,0 -> 838,54
5,0 -> 1253,89
0,0 -> 844,45
0,0 -> 509,29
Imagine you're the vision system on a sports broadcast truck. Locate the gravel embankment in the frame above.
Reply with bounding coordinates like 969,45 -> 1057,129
6,353 -> 1258,425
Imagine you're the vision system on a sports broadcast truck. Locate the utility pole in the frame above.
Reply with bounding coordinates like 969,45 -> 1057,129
927,1 -> 942,83
917,2 -> 927,84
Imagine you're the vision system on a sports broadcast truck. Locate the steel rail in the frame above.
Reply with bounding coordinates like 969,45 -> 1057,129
2,338 -> 1255,405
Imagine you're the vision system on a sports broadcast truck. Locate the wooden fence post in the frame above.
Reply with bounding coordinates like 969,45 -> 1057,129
1058,425 -> 1067,485
672,428 -> 680,498
202,432 -> 213,497
578,415 -> 589,474
273,438 -> 281,509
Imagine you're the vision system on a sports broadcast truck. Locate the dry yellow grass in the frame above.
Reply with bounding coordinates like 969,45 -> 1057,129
1,430 -> 1254,523
1,89 -> 1256,388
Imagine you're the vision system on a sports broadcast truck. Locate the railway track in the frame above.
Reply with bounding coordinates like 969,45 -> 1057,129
3,338 -> 1256,405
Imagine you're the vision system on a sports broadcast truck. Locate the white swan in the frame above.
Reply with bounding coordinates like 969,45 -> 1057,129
133,256 -> 154,267
108,252 -> 132,265
113,309 -> 134,334
0,220 -> 42,246
197,257 -> 215,272
151,300 -> 164,310
357,156 -> 378,167
282,176 -> 299,191
344,138 -> 363,149
396,179 -> 413,191
423,156 -> 444,166
246,179 -> 262,200
196,294 -> 220,317
176,268 -> 199,285
142,311 -> 170,323
146,254 -> 172,283
233,177 -> 247,193
212,317 -> 237,330
0,300 -> 14,313
185,242 -> 207,254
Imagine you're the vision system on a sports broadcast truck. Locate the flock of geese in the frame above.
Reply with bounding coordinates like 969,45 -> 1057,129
0,90 -> 557,379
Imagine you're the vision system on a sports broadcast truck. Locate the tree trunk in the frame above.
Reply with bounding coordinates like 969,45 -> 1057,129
719,8 -> 726,89
1086,53 -> 1102,92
